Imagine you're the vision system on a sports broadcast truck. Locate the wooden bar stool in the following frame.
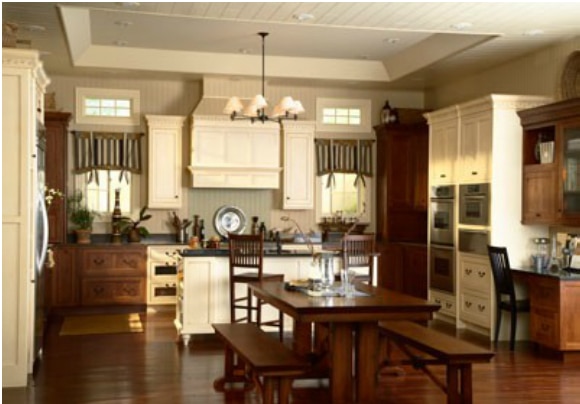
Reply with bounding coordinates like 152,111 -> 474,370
228,233 -> 284,340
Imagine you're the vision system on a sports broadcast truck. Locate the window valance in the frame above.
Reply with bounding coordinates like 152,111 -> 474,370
72,131 -> 143,183
315,138 -> 373,187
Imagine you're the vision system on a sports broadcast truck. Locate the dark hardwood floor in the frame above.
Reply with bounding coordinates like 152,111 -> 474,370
3,306 -> 580,403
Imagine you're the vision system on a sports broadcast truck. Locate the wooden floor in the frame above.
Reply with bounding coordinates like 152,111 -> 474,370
4,306 -> 580,403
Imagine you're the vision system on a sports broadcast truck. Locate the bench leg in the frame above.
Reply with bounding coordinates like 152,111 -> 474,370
213,345 -> 254,393
262,376 -> 275,404
278,377 -> 293,404
446,364 -> 472,404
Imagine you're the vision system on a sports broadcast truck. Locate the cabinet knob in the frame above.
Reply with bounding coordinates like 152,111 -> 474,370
471,171 -> 478,175
440,174 -> 446,178
175,195 -> 178,198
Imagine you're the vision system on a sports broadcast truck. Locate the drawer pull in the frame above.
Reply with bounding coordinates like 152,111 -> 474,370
435,298 -> 441,304
445,302 -> 453,309
465,268 -> 473,275
122,259 -> 137,268
478,271 -> 486,278
541,323 -> 551,332
471,171 -> 478,175
93,258 -> 105,265
93,286 -> 105,295
477,304 -> 486,312
440,174 -> 446,178
465,301 -> 472,308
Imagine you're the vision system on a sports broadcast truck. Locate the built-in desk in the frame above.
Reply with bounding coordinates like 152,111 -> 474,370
512,267 -> 580,362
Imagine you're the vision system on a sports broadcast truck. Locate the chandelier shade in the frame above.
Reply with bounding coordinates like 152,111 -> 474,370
223,32 -> 304,123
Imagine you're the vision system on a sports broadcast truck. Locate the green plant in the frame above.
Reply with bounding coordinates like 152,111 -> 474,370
119,206 -> 152,238
67,190 -> 98,230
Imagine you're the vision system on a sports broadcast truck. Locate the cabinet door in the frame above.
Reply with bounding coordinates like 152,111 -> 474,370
181,258 -> 213,334
522,165 -> 558,224
379,243 -> 404,291
403,244 -> 428,299
283,125 -> 314,209
48,246 -> 78,308
146,115 -> 185,209
430,119 -> 458,185
459,113 -> 492,183
560,120 -> 580,224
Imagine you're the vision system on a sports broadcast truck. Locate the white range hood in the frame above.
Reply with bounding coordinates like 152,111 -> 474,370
189,97 -> 282,189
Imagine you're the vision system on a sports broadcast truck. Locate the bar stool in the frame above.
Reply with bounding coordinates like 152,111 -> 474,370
228,233 -> 284,340
341,233 -> 379,285
487,245 -> 530,351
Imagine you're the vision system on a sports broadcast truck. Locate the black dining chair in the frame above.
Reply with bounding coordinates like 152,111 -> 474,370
487,245 -> 530,351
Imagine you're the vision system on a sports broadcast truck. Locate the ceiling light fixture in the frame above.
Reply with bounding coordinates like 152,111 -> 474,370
223,32 -> 304,124
293,13 -> 315,22
523,29 -> 544,37
450,22 -> 473,31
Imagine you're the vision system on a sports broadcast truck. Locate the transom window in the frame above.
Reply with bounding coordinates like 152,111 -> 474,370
322,108 -> 361,126
75,87 -> 140,125
316,97 -> 371,133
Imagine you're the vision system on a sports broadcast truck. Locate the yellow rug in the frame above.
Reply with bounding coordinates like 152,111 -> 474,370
59,313 -> 143,336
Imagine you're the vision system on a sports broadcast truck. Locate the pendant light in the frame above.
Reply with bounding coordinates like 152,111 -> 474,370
223,32 -> 304,123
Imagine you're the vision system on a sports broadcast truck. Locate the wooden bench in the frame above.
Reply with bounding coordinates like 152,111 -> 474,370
379,320 -> 494,404
212,323 -> 309,404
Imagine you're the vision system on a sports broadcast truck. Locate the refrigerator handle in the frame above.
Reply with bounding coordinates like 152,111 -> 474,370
36,193 -> 49,272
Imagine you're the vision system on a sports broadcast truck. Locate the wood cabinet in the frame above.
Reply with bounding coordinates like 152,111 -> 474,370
457,253 -> 493,331
381,243 -> 428,299
44,111 -> 71,244
47,245 -> 78,308
426,106 -> 458,185
527,276 -> 580,353
146,115 -> 185,209
458,110 -> 492,183
518,98 -> 580,226
78,246 -> 146,306
282,121 -> 315,209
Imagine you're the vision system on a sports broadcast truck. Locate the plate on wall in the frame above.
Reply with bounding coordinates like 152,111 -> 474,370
213,205 -> 247,238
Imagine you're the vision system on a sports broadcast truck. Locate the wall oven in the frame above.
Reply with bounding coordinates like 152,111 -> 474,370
459,183 -> 490,226
430,185 -> 455,246
430,245 -> 455,293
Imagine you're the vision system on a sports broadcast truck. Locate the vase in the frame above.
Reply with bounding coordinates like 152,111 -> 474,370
76,229 -> 91,244
127,228 -> 141,243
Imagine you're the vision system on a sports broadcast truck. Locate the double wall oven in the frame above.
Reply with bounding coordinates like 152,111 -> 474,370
429,185 -> 455,294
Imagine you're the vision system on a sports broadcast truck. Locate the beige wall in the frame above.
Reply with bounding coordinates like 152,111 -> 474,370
425,36 -> 580,109
48,74 -> 424,238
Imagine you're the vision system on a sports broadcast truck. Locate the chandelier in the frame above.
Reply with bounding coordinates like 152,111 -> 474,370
223,32 -> 305,124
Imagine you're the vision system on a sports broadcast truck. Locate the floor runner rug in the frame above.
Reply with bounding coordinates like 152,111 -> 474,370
59,313 -> 143,336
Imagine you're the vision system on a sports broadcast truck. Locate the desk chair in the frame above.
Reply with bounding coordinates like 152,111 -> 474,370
228,233 -> 284,340
487,245 -> 530,351
341,234 -> 379,285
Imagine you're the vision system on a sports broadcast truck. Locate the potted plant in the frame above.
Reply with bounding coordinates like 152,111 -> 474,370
67,190 -> 98,244
119,206 -> 152,243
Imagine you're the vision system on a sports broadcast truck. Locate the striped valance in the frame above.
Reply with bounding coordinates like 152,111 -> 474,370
315,139 -> 373,188
72,131 -> 143,183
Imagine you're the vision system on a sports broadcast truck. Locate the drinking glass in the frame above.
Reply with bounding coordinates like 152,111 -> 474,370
341,269 -> 357,297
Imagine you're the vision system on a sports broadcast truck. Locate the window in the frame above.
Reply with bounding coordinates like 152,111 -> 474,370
316,98 -> 371,133
75,87 -> 140,125
75,170 -> 133,219
317,173 -> 371,222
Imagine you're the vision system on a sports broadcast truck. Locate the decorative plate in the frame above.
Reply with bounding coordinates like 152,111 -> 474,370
213,205 -> 247,238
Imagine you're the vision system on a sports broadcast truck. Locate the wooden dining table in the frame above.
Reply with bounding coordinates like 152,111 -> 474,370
249,281 -> 440,403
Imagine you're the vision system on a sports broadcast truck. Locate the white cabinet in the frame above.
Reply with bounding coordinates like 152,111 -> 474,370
2,49 -> 49,387
430,289 -> 457,321
146,115 -> 186,208
283,121 -> 315,209
458,109 -> 492,184
426,106 -> 458,185
189,119 -> 282,189
457,253 -> 494,332
147,245 -> 183,305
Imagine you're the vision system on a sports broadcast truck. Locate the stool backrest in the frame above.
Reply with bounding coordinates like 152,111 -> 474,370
342,234 -> 376,281
228,233 -> 264,277
487,245 -> 516,299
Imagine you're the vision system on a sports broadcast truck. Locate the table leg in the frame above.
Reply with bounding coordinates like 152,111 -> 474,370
292,320 -> 312,357
357,322 -> 379,402
331,323 -> 354,402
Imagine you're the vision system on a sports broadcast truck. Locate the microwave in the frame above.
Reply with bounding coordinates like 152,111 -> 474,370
459,183 -> 490,226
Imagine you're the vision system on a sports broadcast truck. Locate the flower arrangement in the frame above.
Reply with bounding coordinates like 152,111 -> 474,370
44,186 -> 64,207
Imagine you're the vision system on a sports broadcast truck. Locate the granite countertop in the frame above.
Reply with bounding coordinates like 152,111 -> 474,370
180,248 -> 314,257
512,266 -> 580,281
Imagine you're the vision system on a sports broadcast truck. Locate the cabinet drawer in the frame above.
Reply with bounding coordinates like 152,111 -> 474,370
459,256 -> 491,293
530,307 -> 559,348
81,277 -> 145,305
82,250 -> 145,276
459,291 -> 491,329
149,281 -> 177,305
430,289 -> 456,317
530,278 -> 560,310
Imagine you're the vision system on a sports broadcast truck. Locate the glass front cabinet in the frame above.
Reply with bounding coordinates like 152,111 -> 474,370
518,98 -> 580,226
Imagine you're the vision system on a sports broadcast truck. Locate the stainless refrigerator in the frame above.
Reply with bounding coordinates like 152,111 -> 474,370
32,127 -> 49,373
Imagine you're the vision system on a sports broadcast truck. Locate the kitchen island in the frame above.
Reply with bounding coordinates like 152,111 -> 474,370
175,249 -> 321,345
512,267 -> 580,362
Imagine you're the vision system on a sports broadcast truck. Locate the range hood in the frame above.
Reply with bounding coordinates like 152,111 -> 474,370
189,95 -> 282,189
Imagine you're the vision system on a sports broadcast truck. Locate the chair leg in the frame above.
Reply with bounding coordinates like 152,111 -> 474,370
494,306 -> 502,345
510,307 -> 517,351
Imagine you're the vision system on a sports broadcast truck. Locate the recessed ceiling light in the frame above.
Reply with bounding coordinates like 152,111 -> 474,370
114,20 -> 133,28
114,40 -> 129,47
116,2 -> 140,9
450,22 -> 473,31
523,29 -> 544,36
383,38 -> 400,45
293,13 -> 315,22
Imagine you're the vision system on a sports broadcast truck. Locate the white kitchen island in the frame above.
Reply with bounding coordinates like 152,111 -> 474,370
175,252 -> 318,346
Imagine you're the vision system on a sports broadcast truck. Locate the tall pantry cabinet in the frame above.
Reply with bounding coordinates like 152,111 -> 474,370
2,49 -> 49,387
